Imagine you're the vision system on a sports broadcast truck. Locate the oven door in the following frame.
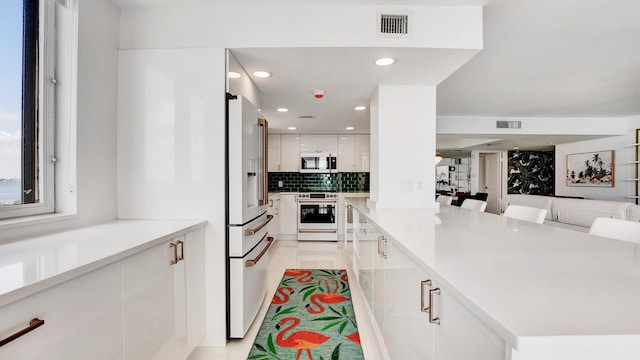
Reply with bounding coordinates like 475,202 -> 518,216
298,200 -> 338,240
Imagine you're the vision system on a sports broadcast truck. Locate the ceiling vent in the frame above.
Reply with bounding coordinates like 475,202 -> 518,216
377,11 -> 412,39
496,120 -> 522,129
299,115 -> 316,119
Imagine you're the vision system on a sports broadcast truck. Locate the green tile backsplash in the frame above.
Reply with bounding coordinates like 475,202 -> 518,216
268,172 -> 369,192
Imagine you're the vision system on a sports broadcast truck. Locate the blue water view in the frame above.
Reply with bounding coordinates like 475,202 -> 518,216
0,182 -> 21,204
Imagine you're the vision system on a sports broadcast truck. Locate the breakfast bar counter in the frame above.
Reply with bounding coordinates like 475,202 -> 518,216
346,198 -> 640,360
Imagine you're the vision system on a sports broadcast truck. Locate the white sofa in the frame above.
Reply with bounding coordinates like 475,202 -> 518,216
505,194 -> 639,232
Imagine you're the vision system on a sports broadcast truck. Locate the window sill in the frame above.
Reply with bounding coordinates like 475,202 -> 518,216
0,212 -> 77,232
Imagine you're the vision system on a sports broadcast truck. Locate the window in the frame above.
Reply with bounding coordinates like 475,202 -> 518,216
0,0 -> 55,219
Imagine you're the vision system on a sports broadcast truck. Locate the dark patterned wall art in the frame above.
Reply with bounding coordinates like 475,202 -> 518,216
507,150 -> 555,195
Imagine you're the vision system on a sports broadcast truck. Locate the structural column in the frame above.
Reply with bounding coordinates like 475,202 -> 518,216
368,85 -> 437,210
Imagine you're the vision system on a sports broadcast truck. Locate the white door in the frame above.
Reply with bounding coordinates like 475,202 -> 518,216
481,153 -> 501,214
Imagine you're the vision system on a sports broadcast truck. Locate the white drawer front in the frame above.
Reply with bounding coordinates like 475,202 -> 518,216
0,262 -> 123,360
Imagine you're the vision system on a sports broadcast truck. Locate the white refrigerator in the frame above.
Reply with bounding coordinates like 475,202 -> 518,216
226,95 -> 273,339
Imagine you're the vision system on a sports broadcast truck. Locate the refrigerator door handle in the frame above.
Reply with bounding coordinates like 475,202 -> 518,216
244,215 -> 274,235
245,236 -> 275,267
258,117 -> 269,206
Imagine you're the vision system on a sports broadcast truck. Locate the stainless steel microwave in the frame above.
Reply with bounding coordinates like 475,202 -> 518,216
300,153 -> 337,173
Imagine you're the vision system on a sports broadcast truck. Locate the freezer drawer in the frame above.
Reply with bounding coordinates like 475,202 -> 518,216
228,235 -> 274,338
228,212 -> 272,257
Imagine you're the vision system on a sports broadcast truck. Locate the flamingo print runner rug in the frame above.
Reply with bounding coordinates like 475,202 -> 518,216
248,269 -> 364,360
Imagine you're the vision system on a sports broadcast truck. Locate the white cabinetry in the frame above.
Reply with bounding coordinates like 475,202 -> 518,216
281,134 -> 300,172
300,135 -> 337,154
352,207 -> 505,360
337,193 -> 369,241
279,194 -> 298,239
267,194 -> 281,235
0,263 -> 123,360
122,230 -> 205,360
268,135 -> 300,172
338,135 -> 369,172
268,134 -> 281,172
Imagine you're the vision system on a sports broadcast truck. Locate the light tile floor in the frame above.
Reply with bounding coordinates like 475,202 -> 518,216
188,240 -> 382,360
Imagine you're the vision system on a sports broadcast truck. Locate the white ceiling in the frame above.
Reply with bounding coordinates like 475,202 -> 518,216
114,0 -> 640,150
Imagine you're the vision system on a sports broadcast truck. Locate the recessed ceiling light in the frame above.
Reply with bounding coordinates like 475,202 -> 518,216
253,70 -> 271,78
277,108 -> 289,112
345,126 -> 355,130
354,106 -> 367,111
375,57 -> 395,66
228,71 -> 241,79
288,127 -> 296,130
341,137 -> 349,140
513,146 -> 520,150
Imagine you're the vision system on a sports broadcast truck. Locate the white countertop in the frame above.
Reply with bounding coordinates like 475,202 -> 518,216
0,219 -> 206,308
347,198 -> 640,349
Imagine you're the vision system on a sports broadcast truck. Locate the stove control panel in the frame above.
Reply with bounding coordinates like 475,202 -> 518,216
297,193 -> 338,199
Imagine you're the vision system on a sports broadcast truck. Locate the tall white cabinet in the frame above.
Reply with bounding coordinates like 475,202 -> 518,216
338,135 -> 370,172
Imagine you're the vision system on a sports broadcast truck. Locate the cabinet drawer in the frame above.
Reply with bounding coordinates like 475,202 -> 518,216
0,262 -> 123,360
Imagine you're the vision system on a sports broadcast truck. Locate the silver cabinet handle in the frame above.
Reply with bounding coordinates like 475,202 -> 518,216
429,288 -> 441,325
245,215 -> 274,235
298,229 -> 337,234
245,237 -> 274,267
377,235 -> 387,258
420,279 -> 432,313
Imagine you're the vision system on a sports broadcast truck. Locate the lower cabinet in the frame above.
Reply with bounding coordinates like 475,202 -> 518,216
122,229 -> 205,360
353,209 -> 505,360
279,194 -> 298,237
0,227 -> 205,360
0,262 -> 124,360
267,194 -> 281,236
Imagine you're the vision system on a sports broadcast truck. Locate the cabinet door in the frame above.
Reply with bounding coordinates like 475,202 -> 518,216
280,134 -> 300,171
267,195 -> 281,235
279,194 -> 298,235
384,241 -> 435,360
122,238 -> 180,360
268,134 -> 281,172
0,263 -> 123,360
184,228 -> 206,355
338,135 -> 356,172
354,135 -> 370,172
433,286 -> 505,360
300,135 -> 337,154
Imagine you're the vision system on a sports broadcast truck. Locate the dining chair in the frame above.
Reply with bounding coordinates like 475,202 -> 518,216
503,205 -> 547,224
460,199 -> 487,212
588,217 -> 640,244
436,195 -> 453,206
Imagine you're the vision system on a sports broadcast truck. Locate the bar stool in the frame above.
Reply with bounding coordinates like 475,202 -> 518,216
503,205 -> 547,224
460,199 -> 487,212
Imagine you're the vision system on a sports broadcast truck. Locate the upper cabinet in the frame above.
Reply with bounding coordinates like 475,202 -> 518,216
268,134 -> 299,172
339,135 -> 370,172
268,134 -> 281,172
300,135 -> 337,154
268,134 -> 370,173
281,134 -> 300,172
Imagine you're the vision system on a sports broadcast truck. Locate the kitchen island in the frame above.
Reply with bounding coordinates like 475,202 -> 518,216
346,198 -> 640,360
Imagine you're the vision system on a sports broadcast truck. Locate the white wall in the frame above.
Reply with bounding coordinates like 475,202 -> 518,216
370,85 -> 436,209
555,118 -> 640,202
116,48 -> 228,345
119,4 -> 482,50
2,0 -> 119,242
437,116 -> 628,136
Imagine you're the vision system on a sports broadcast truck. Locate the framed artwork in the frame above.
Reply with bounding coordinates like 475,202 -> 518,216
566,150 -> 614,187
